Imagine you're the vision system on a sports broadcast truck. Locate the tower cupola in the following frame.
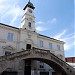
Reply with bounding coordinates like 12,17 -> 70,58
23,0 -> 35,10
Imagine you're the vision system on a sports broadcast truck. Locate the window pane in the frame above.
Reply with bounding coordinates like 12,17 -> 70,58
39,61 -> 44,68
57,45 -> 60,50
7,33 -> 13,41
49,43 -> 52,49
40,65 -> 44,68
5,51 -> 11,55
40,41 -> 43,47
28,22 -> 31,28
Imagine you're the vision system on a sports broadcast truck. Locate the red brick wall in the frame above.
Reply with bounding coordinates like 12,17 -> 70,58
65,57 -> 75,63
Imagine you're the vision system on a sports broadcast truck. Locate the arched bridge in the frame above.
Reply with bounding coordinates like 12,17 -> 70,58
0,47 -> 75,75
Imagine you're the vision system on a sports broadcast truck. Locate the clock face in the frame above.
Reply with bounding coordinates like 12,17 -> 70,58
28,9 -> 32,13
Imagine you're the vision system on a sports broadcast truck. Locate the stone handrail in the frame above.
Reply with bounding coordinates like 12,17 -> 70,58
33,48 -> 75,75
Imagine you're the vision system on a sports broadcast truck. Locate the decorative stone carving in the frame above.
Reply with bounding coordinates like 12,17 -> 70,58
2,45 -> 15,51
57,54 -> 63,59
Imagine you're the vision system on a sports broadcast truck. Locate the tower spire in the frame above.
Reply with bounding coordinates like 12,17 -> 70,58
29,0 -> 30,2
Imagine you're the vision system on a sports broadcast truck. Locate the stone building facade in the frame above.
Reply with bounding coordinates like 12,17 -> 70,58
0,1 -> 65,75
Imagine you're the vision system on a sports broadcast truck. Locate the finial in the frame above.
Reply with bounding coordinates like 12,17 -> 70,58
29,0 -> 30,2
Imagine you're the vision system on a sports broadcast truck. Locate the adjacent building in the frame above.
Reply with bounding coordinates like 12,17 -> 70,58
0,1 -> 65,75
65,57 -> 75,68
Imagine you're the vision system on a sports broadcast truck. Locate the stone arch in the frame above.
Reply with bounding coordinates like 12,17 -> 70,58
21,57 -> 67,75
16,48 -> 74,75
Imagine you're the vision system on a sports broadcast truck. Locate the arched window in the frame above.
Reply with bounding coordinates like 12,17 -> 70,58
28,22 -> 31,28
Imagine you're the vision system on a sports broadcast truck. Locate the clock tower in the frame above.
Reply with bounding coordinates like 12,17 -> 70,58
21,0 -> 35,32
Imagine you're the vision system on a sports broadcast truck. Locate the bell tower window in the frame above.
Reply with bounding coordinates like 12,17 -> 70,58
28,22 -> 31,28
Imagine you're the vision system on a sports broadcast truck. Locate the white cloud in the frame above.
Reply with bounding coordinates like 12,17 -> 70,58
47,18 -> 57,24
64,34 -> 74,51
74,41 -> 75,45
35,18 -> 57,32
53,29 -> 74,51
54,30 -> 66,39
36,18 -> 57,25
67,62 -> 75,68
36,26 -> 47,31
36,21 -> 44,25
9,6 -> 23,25
0,0 -> 23,26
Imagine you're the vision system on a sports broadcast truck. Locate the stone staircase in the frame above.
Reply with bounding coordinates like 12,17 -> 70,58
0,48 -> 75,75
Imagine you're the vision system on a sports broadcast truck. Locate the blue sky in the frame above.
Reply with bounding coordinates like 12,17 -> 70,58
0,0 -> 74,57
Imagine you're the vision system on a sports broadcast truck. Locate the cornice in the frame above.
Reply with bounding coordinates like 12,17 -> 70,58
0,23 -> 19,31
37,33 -> 65,44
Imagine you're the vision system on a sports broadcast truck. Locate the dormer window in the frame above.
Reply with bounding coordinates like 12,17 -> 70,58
28,22 -> 31,28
